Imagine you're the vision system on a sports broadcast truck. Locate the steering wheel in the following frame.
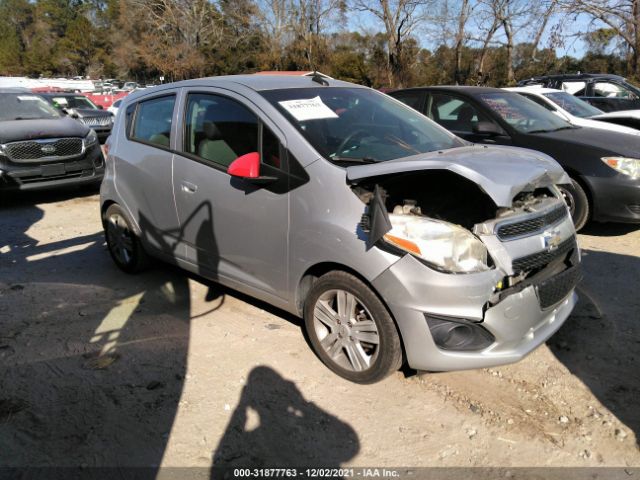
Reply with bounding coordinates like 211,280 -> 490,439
335,129 -> 371,156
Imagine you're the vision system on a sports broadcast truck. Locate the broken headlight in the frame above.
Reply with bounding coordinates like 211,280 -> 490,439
383,214 -> 490,273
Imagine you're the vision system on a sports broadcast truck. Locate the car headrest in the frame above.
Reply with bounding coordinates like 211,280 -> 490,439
203,121 -> 222,140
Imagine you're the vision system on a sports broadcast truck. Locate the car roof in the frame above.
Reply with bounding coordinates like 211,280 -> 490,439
0,87 -> 32,94
392,85 -> 507,95
40,93 -> 85,97
518,73 -> 626,85
504,86 -> 563,94
124,74 -> 365,103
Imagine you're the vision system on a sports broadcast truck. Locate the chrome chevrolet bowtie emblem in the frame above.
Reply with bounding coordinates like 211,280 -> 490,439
543,229 -> 562,251
41,144 -> 56,154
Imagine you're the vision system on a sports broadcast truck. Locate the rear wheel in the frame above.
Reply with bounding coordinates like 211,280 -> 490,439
558,179 -> 589,231
303,271 -> 402,384
104,204 -> 149,273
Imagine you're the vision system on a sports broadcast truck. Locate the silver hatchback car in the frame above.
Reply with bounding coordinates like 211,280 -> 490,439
101,75 -> 580,383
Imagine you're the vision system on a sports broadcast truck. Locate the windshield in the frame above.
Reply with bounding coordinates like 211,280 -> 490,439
478,92 -> 573,134
0,93 -> 62,121
51,96 -> 98,110
260,87 -> 464,163
543,91 -> 603,118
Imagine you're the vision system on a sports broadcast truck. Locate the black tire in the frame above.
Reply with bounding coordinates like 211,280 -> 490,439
303,271 -> 403,384
103,204 -> 149,273
559,179 -> 590,231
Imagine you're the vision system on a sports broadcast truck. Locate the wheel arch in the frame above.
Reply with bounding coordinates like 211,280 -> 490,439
295,261 -> 407,364
560,167 -> 594,220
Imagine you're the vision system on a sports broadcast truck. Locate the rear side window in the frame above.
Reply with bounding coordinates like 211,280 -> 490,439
183,93 -> 258,167
131,95 -> 176,148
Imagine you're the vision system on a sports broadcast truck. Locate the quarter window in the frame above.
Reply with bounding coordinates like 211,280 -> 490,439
131,95 -> 176,147
184,93 -> 258,167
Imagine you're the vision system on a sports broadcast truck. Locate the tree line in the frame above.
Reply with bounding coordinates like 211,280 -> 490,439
0,0 -> 638,89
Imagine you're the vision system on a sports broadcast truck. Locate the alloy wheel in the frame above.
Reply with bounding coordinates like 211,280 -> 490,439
313,289 -> 380,372
106,213 -> 134,266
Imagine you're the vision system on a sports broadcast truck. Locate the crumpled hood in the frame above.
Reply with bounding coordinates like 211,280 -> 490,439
0,117 -> 89,143
346,144 -> 570,207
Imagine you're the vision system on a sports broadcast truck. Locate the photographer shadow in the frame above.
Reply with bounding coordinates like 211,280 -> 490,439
212,366 -> 359,475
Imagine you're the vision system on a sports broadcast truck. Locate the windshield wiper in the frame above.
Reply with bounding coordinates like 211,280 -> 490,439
330,156 -> 377,164
529,125 -> 577,134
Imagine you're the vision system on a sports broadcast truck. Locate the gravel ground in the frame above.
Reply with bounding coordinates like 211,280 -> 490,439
0,189 -> 638,473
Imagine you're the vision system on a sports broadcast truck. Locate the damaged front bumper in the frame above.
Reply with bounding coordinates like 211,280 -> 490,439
371,211 -> 580,372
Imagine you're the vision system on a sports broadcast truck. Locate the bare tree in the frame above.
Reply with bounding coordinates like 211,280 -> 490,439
255,0 -> 293,69
564,0 -> 640,76
453,0 -> 473,83
351,0 -> 431,87
476,0 -> 529,84
529,0 -> 559,61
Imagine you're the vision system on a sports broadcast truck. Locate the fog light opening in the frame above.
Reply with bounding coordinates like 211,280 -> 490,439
425,314 -> 495,351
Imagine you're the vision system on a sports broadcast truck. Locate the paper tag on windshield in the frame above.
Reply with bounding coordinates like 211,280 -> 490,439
278,96 -> 338,122
17,95 -> 40,101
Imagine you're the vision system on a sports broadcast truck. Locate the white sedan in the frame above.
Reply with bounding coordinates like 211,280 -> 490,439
505,86 -> 640,136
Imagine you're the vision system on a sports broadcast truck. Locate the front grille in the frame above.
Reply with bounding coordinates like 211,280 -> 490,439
80,116 -> 112,127
512,237 -> 577,273
536,265 -> 581,309
3,138 -> 83,162
497,204 -> 568,240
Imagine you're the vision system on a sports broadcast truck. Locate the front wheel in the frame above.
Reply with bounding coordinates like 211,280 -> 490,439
303,271 -> 403,384
558,179 -> 590,231
103,204 -> 149,273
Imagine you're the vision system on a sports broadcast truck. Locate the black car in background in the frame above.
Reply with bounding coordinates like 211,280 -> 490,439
0,88 -> 104,191
389,86 -> 640,230
518,73 -> 640,113
40,93 -> 114,142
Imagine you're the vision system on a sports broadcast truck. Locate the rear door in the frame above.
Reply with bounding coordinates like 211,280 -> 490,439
116,92 -> 183,259
172,89 -> 290,300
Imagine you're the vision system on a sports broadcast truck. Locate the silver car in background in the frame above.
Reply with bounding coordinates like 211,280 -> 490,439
101,75 -> 580,383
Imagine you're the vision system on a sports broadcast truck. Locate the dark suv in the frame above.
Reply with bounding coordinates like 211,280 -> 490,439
40,93 -> 114,142
0,88 -> 104,191
518,74 -> 640,112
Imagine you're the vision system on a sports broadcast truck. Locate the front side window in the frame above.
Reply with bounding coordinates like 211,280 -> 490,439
543,91 -> 603,118
478,92 -> 572,134
183,93 -> 258,167
593,81 -> 639,100
261,87 -> 463,164
429,93 -> 493,133
0,93 -> 61,121
131,95 -> 176,147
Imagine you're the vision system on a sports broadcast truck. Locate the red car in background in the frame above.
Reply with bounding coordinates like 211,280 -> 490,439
81,91 -> 129,109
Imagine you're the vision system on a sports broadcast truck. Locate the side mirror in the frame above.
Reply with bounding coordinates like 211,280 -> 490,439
227,152 -> 277,185
62,108 -> 79,119
473,121 -> 503,136
97,105 -> 104,110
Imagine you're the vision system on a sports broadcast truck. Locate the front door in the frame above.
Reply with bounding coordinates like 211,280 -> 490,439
172,90 -> 290,301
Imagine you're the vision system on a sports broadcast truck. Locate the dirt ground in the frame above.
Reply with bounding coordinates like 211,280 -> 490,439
1,189 -> 639,474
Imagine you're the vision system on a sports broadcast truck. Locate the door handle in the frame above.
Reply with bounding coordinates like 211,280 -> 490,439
181,181 -> 198,193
